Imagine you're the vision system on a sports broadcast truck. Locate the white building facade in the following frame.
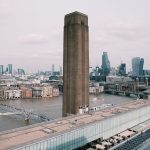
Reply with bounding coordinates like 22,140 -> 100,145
4,89 -> 21,99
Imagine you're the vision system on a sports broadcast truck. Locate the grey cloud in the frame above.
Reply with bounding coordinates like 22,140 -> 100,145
90,22 -> 150,53
18,33 -> 49,45
106,22 -> 150,42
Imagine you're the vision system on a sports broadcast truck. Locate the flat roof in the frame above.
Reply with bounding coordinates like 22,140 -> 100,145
0,100 -> 150,150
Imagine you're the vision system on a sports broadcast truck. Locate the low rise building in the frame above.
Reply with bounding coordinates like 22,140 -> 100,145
52,88 -> 59,97
32,87 -> 42,98
20,86 -> 32,99
0,88 -> 4,99
4,89 -> 21,99
89,86 -> 104,94
89,82 -> 104,94
41,86 -> 53,98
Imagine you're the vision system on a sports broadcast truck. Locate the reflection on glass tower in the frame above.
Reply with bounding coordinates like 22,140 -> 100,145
101,52 -> 110,76
139,58 -> 144,76
18,69 -> 25,75
119,63 -> 126,76
132,57 -> 144,77
52,64 -> 54,75
8,64 -> 12,74
0,65 -> 3,75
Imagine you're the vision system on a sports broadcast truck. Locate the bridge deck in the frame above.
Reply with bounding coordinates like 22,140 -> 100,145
0,100 -> 150,150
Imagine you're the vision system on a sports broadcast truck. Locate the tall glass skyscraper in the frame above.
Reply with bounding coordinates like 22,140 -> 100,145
132,57 -> 144,77
101,52 -> 110,76
139,58 -> 144,76
8,64 -> 12,74
52,64 -> 54,75
0,65 -> 3,75
119,63 -> 126,76
18,69 -> 25,75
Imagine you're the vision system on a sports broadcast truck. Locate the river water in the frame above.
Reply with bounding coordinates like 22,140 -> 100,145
0,94 -> 134,132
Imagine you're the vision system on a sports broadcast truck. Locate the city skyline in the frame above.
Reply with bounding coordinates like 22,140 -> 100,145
0,0 -> 150,72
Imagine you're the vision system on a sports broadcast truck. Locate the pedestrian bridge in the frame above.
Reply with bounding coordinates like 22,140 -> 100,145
105,89 -> 145,98
0,100 -> 150,150
0,104 -> 50,121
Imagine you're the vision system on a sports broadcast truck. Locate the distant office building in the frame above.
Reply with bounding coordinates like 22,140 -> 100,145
18,69 -> 25,75
52,64 -> 54,75
0,65 -> 3,75
143,70 -> 150,76
5,67 -> 8,74
101,52 -> 110,76
132,57 -> 144,76
8,64 -> 12,74
89,67 -> 105,82
49,75 -> 60,81
53,71 -> 60,76
45,71 -> 51,76
63,11 -> 89,116
119,63 -> 126,76
110,67 -> 117,76
60,66 -> 62,75
139,58 -> 144,76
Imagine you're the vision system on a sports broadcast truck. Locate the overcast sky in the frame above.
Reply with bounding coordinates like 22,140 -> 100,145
0,0 -> 150,73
